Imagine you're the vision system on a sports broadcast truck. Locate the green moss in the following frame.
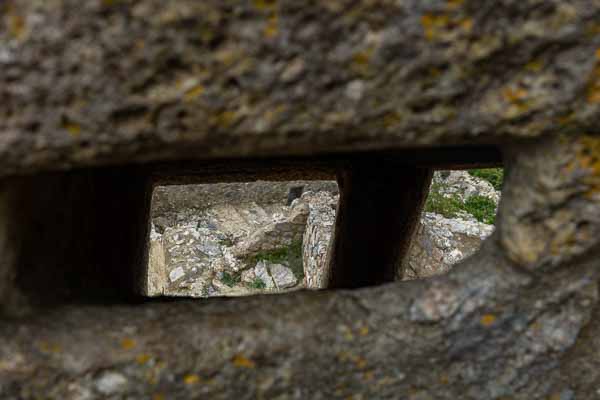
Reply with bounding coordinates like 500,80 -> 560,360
221,271 -> 241,287
249,277 -> 267,290
425,182 -> 497,224
218,237 -> 234,247
463,195 -> 497,224
468,168 -> 504,190
246,240 -> 304,281
424,182 -> 464,219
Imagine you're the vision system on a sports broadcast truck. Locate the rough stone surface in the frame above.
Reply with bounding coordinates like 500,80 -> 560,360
0,0 -> 598,176
406,212 -> 494,280
1,1 -> 600,398
269,263 -> 298,289
302,191 -> 338,289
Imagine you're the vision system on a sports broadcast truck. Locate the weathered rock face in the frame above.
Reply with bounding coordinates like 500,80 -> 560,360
302,191 -> 338,289
2,1 -> 600,398
146,181 -> 337,297
0,0 -> 598,176
147,202 -> 307,297
406,212 -> 494,280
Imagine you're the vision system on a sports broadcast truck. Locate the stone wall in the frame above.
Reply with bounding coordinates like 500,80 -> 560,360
2,1 -> 600,397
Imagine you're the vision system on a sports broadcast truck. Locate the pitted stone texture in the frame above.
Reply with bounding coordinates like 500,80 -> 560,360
406,212 -> 494,280
301,191 -> 338,289
499,136 -> 600,270
1,251 -> 598,399
0,0 -> 598,176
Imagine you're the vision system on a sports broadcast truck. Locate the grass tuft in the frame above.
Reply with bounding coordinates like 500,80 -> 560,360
468,168 -> 504,190
221,271 -> 241,287
249,277 -> 267,290
246,240 -> 304,281
425,182 -> 497,224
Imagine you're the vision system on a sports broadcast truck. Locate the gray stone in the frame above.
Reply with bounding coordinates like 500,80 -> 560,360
0,1 -> 597,177
94,372 -> 128,395
301,191 -> 338,289
254,261 -> 275,290
168,267 -> 185,283
269,264 -> 297,290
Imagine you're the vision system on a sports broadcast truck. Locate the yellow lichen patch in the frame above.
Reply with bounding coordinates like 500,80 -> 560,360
585,49 -> 600,103
214,47 -> 240,67
525,60 -> 543,72
358,325 -> 369,337
587,22 -> 600,37
502,87 -> 528,102
120,338 -> 137,351
549,224 -> 577,256
340,325 -> 355,341
557,112 -> 576,126
184,85 -> 205,102
266,104 -> 286,120
439,373 -> 450,385
146,370 -> 159,385
62,121 -> 82,138
446,0 -> 464,10
136,353 -> 151,365
337,351 -> 351,362
460,18 -> 473,32
38,341 -> 62,354
101,0 -> 123,7
502,86 -> 531,117
571,136 -> 600,173
232,354 -> 256,368
263,14 -> 279,39
586,64 -> 600,103
421,14 -> 450,41
362,370 -> 375,382
253,0 -> 277,11
354,356 -> 367,369
350,47 -> 376,77
421,13 -> 472,41
183,374 -> 201,385
382,112 -> 403,128
213,110 -> 238,128
567,136 -> 600,196
480,314 -> 497,327
7,14 -> 26,39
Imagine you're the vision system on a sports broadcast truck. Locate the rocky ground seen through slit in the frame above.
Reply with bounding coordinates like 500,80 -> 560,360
147,169 -> 503,297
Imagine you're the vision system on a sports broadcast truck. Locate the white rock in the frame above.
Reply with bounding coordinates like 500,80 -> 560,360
95,372 -> 128,395
169,267 -> 185,282
434,171 -> 500,204
255,261 -> 275,289
269,264 -> 297,289
345,80 -> 365,101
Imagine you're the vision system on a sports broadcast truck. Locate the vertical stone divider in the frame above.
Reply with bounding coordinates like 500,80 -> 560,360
0,168 -> 153,316
327,162 -> 433,288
